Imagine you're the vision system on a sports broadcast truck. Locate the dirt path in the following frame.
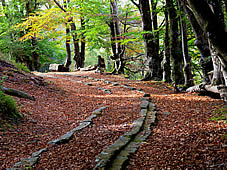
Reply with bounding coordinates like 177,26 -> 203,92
0,71 -> 226,169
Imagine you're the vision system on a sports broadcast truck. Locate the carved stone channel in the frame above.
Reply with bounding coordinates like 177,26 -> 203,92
32,73 -> 157,169
94,94 -> 157,170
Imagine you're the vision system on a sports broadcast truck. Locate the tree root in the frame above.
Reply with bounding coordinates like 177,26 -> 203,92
186,83 -> 227,102
1,87 -> 35,101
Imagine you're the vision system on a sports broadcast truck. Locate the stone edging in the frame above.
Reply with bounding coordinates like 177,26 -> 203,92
93,94 -> 157,169
9,107 -> 107,169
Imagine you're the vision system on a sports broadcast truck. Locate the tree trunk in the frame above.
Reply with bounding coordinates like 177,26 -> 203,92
151,0 -> 162,80
70,18 -> 81,70
185,0 -> 227,62
65,26 -> 72,69
109,20 -> 117,58
31,36 -> 40,71
54,0 -> 85,70
182,2 -> 213,83
168,0 -> 184,84
110,0 -> 124,74
178,1 -> 194,87
137,0 -> 161,80
163,3 -> 172,83
70,17 -> 85,70
210,49 -> 224,85
25,0 -> 40,71
80,18 -> 86,68
208,0 -> 227,86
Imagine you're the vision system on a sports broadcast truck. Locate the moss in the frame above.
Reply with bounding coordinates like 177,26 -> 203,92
0,90 -> 22,119
209,105 -> 227,123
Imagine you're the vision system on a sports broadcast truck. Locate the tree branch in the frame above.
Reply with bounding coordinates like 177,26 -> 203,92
53,0 -> 66,12
130,0 -> 140,9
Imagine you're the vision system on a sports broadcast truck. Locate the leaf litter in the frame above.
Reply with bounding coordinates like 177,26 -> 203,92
0,70 -> 226,169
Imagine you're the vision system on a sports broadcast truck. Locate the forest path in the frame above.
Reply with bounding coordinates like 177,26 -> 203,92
1,71 -> 226,169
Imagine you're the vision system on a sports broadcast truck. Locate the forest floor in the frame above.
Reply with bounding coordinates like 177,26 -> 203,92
0,62 -> 226,169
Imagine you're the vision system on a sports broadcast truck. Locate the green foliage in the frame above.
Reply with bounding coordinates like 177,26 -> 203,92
0,76 -> 6,87
13,61 -> 31,73
209,105 -> 227,123
0,0 -> 66,71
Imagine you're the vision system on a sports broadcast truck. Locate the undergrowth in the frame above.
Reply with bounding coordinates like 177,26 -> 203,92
0,76 -> 22,130
209,105 -> 227,138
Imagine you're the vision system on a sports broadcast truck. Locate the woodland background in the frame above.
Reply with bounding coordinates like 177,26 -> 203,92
0,0 -> 226,88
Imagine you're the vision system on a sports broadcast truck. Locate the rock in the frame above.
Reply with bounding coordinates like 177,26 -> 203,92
49,64 -> 60,72
128,87 -> 137,90
113,136 -> 131,147
85,83 -> 93,86
133,117 -> 144,127
78,122 -> 91,129
140,97 -> 151,102
139,109 -> 147,117
83,114 -> 97,122
92,106 -> 107,115
112,82 -> 119,86
148,103 -> 156,111
32,148 -> 48,157
104,89 -> 111,94
14,157 -> 39,167
49,64 -> 69,72
111,156 -> 128,167
140,100 -> 149,109
48,131 -> 74,144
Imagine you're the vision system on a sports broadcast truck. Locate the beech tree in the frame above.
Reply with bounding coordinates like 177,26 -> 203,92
183,0 -> 227,85
162,1 -> 172,83
53,0 -> 86,70
167,0 -> 185,84
178,1 -> 194,87
131,0 -> 162,81
1,0 -> 41,71
109,0 -> 125,74
181,1 -> 213,83
180,0 -> 227,101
